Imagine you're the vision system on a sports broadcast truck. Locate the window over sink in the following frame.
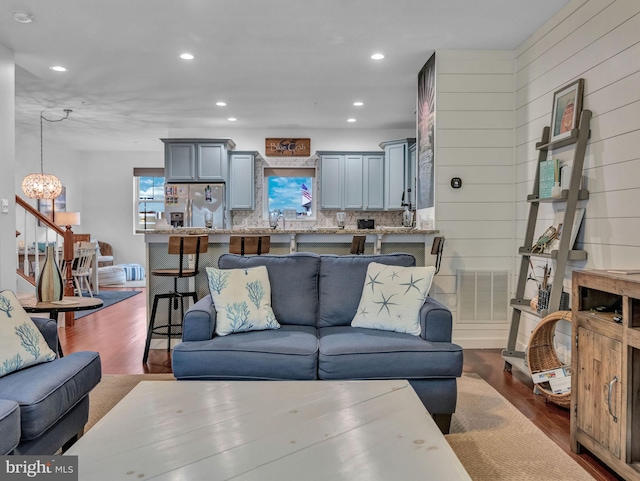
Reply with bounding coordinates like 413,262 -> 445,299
263,167 -> 316,221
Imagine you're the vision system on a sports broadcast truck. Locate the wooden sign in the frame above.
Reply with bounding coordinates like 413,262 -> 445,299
265,138 -> 311,157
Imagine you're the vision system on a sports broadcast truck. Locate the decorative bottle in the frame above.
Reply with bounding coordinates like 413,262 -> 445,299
36,244 -> 64,302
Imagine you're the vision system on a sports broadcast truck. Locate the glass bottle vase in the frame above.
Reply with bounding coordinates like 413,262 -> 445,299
36,245 -> 64,302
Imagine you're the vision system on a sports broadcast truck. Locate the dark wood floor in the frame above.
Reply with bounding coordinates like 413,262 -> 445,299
59,287 -> 622,480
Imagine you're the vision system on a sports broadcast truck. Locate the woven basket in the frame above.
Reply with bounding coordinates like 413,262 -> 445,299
526,310 -> 572,408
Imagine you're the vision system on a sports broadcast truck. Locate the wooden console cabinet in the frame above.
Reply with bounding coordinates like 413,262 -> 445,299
571,269 -> 640,480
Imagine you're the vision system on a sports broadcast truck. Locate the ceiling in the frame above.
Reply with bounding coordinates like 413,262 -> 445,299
0,0 -> 571,152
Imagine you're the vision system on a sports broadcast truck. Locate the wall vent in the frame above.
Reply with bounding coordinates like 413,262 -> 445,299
456,269 -> 509,323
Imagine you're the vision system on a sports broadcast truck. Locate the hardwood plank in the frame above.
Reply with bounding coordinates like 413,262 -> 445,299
60,289 -> 622,479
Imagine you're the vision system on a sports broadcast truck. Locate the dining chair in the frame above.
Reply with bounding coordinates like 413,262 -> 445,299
62,242 -> 96,297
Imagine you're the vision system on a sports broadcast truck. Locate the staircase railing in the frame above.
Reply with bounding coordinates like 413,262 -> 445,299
16,195 -> 77,323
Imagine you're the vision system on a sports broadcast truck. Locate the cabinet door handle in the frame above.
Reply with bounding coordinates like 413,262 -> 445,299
607,375 -> 618,423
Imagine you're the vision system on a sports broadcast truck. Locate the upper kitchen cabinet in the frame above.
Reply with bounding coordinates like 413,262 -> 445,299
380,138 -> 415,210
162,138 -> 236,183
318,152 -> 383,210
229,151 -> 258,210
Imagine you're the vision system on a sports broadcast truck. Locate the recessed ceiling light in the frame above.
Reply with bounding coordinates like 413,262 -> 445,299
216,101 -> 227,107
227,117 -> 237,122
13,12 -> 33,23
371,53 -> 384,60
347,118 -> 357,123
180,53 -> 194,60
353,102 -> 364,107
49,66 -> 67,72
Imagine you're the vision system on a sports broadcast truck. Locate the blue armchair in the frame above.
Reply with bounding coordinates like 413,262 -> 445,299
0,317 -> 101,454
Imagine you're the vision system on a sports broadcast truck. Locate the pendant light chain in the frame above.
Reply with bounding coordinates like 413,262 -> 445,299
21,109 -> 72,199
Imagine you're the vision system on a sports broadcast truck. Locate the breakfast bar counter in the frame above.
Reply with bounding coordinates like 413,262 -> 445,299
142,227 -> 439,350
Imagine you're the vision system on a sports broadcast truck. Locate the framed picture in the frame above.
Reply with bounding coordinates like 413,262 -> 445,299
550,78 -> 584,143
417,52 -> 435,209
38,186 -> 66,226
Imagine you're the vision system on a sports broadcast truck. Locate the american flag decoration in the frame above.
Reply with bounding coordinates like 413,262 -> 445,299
301,183 -> 312,212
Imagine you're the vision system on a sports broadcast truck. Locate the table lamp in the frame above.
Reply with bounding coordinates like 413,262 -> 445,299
55,211 -> 81,231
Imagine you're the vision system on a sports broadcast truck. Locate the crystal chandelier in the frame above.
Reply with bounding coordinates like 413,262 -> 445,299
21,109 -> 72,199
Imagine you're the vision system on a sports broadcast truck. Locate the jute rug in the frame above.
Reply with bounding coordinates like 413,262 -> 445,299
87,373 -> 593,480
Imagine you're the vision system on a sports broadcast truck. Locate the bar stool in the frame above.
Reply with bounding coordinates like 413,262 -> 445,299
229,235 -> 270,255
350,235 -> 366,255
143,235 -> 208,363
431,236 -> 445,274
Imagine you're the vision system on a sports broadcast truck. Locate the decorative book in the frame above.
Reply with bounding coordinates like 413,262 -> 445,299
539,158 -> 559,198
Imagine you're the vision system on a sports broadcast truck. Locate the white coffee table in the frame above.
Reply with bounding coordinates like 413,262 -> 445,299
67,380 -> 470,480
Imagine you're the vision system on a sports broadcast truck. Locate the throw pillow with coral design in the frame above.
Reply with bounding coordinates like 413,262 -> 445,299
207,266 -> 280,336
0,290 -> 56,377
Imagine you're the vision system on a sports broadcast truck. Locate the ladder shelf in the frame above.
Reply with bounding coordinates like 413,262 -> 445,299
502,109 -> 591,375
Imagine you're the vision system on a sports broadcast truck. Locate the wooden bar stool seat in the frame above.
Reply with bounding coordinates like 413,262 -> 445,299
143,235 -> 208,363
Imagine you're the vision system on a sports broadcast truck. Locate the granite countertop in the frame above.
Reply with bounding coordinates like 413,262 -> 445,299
141,227 -> 438,235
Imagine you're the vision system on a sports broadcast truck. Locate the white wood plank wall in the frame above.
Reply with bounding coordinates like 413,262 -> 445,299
514,0 -> 640,360
436,50 -> 515,348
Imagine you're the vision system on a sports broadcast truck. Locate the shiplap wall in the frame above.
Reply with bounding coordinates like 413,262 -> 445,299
435,50 -> 515,348
514,0 -> 640,359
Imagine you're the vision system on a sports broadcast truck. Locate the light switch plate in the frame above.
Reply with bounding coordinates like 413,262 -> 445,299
1,199 -> 8,214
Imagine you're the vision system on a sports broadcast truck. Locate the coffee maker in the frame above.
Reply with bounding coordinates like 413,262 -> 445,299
170,212 -> 184,228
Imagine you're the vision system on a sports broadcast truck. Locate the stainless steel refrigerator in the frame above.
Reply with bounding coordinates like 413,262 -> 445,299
164,183 -> 226,228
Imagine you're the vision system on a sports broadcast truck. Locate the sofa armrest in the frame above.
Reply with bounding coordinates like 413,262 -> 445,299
182,295 -> 217,341
30,317 -> 59,355
419,297 -> 452,342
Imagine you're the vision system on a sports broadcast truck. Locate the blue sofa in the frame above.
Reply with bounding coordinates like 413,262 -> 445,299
172,253 -> 463,433
0,317 -> 101,455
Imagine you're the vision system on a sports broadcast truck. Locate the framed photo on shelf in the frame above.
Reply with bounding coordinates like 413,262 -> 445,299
550,78 -> 584,143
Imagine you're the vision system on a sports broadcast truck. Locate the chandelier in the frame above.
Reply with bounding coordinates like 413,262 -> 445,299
21,109 -> 72,199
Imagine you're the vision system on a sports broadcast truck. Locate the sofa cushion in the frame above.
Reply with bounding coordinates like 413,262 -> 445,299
206,266 -> 280,336
0,290 -> 57,377
0,351 -> 101,440
351,263 -> 436,336
317,253 -> 416,328
172,325 -> 318,380
318,326 -> 463,380
0,399 -> 20,455
218,253 -> 320,327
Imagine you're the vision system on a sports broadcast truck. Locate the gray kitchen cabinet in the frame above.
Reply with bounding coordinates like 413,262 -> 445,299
197,144 -> 225,181
344,155 -> 364,209
320,154 -> 344,209
229,152 -> 256,210
380,138 -> 415,210
165,143 -> 196,181
364,155 -> 384,210
319,152 -> 383,210
162,138 -> 236,183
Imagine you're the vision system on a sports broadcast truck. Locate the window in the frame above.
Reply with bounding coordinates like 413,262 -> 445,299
134,168 -> 165,231
263,167 -> 316,220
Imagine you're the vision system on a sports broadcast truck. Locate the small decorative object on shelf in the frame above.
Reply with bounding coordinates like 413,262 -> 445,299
36,244 -> 64,302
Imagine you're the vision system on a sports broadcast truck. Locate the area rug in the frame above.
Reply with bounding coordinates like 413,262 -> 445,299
74,290 -> 142,319
87,373 -> 593,480
447,373 -> 593,481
